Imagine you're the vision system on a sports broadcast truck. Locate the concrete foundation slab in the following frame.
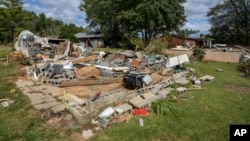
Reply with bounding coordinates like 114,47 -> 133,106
30,97 -> 56,105
34,101 -> 61,110
51,104 -> 66,114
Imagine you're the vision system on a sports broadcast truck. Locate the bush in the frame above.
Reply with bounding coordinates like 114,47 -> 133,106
130,38 -> 144,51
146,39 -> 167,54
192,47 -> 205,61
238,58 -> 250,76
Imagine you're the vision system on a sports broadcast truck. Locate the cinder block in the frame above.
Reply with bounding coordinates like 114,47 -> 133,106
69,104 -> 92,125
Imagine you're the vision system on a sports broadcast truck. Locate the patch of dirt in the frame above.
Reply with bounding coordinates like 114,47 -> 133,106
64,71 -> 169,98
64,83 -> 124,98
224,84 -> 250,94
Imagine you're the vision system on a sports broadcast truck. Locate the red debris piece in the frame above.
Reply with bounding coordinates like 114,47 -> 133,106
133,109 -> 148,116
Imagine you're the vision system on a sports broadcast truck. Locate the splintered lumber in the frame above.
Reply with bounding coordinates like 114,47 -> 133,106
76,65 -> 100,80
60,78 -> 123,87
72,55 -> 98,65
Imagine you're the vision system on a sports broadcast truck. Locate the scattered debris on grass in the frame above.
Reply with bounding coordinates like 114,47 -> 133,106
0,99 -> 16,107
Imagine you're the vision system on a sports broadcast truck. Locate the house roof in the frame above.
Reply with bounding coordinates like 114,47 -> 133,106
196,37 -> 214,41
75,32 -> 103,39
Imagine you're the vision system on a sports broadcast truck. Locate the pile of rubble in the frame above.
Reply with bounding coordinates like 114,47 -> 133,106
12,30 -> 218,137
13,30 -> 195,88
79,71 -> 215,129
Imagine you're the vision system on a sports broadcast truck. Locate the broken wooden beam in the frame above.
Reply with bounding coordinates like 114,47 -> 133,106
72,55 -> 98,65
60,78 -> 123,87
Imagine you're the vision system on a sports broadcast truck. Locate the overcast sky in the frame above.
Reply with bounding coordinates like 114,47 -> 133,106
23,0 -> 219,37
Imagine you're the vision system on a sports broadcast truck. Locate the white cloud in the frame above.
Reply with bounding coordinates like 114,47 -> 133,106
23,0 -> 86,27
183,0 -> 218,36
22,0 -> 219,35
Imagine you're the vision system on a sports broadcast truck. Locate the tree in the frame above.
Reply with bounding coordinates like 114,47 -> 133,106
176,29 -> 200,38
0,0 -> 38,43
0,0 -> 25,43
59,23 -> 85,42
79,0 -> 186,47
0,0 -> 86,44
207,0 -> 250,46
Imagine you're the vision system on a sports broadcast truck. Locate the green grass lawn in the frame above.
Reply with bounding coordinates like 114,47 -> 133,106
0,46 -> 13,58
0,64 -> 71,141
92,62 -> 250,141
0,48 -> 76,141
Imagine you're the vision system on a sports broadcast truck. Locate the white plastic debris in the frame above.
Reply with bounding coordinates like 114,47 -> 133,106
142,75 -> 152,85
1,100 -> 15,107
99,51 -> 106,57
98,107 -> 115,119
139,118 -> 144,127
63,61 -> 73,70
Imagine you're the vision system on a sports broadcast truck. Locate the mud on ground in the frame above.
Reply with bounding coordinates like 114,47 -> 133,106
224,84 -> 250,94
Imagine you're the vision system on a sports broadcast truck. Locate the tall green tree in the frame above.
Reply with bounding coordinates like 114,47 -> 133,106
207,0 -> 250,46
0,0 -> 25,43
0,0 -> 85,44
59,23 -> 85,42
79,0 -> 186,47
176,29 -> 200,38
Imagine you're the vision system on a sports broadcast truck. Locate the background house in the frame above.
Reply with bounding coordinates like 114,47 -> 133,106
75,32 -> 104,48
168,35 -> 214,48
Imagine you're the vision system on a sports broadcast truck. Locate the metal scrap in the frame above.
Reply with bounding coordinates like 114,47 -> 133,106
15,30 -> 72,64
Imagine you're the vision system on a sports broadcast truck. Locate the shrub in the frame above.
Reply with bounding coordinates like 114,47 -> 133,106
192,47 -> 205,61
130,38 -> 144,51
238,57 -> 250,77
146,39 -> 167,54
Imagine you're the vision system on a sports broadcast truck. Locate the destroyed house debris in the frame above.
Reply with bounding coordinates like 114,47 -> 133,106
13,30 -> 221,133
24,47 -> 176,86
15,30 -> 73,64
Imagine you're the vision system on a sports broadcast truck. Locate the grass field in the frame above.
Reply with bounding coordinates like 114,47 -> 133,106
0,64 -> 57,141
0,46 -> 13,58
0,47 -> 76,141
0,46 -> 249,141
